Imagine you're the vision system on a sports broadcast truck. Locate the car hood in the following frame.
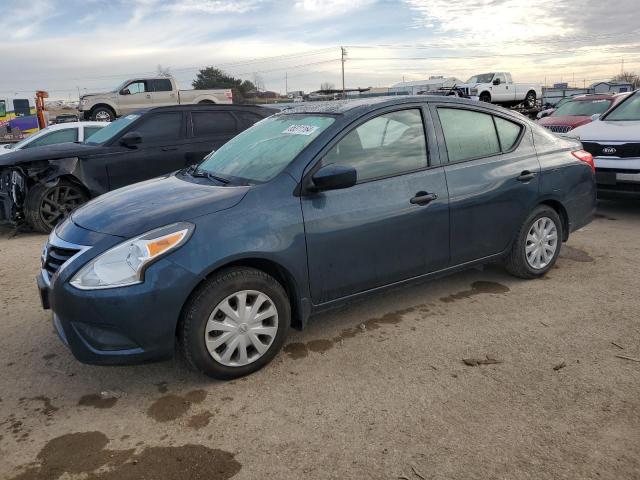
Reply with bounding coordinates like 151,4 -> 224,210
570,120 -> 640,142
0,144 -> 15,156
538,115 -> 591,128
0,142 -> 104,166
71,173 -> 250,238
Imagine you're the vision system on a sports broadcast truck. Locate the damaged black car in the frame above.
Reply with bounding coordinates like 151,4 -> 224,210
0,104 -> 275,232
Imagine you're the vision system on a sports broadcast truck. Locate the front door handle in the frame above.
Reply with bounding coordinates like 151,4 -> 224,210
161,146 -> 178,151
410,191 -> 438,206
517,170 -> 537,182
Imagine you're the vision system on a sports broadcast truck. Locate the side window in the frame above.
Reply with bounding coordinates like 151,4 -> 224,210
323,108 -> 428,182
235,112 -> 265,128
83,126 -> 103,140
27,128 -> 78,148
437,108 -> 500,162
494,116 -> 522,151
495,73 -> 507,84
134,112 -> 182,143
505,73 -> 513,83
152,79 -> 172,92
124,81 -> 146,95
192,111 -> 237,137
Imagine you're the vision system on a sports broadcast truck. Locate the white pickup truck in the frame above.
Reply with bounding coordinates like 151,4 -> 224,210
78,76 -> 233,121
456,72 -> 542,108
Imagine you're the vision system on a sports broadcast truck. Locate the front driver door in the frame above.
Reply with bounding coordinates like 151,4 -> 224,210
119,80 -> 151,115
301,106 -> 450,305
105,111 -> 188,189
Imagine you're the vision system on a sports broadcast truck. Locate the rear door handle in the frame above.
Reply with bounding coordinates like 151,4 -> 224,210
517,171 -> 537,182
161,146 -> 178,151
410,191 -> 438,205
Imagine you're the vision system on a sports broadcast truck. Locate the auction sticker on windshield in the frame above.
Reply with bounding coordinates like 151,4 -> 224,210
282,125 -> 319,135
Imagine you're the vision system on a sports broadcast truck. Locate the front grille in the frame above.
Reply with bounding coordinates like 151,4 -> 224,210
543,125 -> 573,134
582,141 -> 640,159
43,244 -> 80,277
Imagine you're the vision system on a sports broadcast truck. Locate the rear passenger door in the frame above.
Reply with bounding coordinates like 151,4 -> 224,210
186,110 -> 240,164
150,79 -> 178,107
431,104 -> 540,265
106,111 -> 188,189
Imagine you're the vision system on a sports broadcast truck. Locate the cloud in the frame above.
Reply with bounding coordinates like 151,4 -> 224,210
294,0 -> 376,18
164,0 -> 263,14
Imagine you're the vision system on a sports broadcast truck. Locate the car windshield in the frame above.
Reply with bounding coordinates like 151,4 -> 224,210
197,114 -> 335,183
111,80 -> 129,93
84,114 -> 141,145
552,99 -> 613,117
604,93 -> 640,121
466,73 -> 494,83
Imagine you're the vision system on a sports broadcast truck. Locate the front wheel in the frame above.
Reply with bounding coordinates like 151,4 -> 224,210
479,92 -> 491,103
91,106 -> 115,122
24,180 -> 89,233
504,206 -> 562,279
179,267 -> 290,380
524,91 -> 537,108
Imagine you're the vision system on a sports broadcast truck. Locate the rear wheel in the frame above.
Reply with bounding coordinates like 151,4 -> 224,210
179,267 -> 290,380
524,91 -> 537,108
504,205 -> 562,279
24,179 -> 89,233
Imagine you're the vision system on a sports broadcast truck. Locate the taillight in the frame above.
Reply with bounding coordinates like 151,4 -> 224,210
572,149 -> 595,172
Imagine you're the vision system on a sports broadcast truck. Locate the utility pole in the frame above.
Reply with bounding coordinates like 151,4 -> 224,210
285,72 -> 288,96
341,46 -> 347,98
621,57 -> 624,74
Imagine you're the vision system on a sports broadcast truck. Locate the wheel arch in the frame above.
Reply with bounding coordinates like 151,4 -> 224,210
479,90 -> 492,101
539,198 -> 569,241
177,256 -> 307,338
89,103 -> 117,117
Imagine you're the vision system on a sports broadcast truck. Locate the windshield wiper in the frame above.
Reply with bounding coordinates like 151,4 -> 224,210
190,167 -> 230,184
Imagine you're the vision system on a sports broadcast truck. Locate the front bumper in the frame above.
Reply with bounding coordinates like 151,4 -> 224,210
38,228 -> 201,365
594,156 -> 640,197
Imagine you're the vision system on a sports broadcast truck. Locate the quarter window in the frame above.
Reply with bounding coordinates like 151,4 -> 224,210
323,109 -> 428,182
83,126 -> 103,140
494,116 -> 522,151
437,108 -> 501,162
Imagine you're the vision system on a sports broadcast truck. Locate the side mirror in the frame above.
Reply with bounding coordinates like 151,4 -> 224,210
120,88 -> 130,95
120,131 -> 142,147
309,164 -> 357,192
492,78 -> 501,85
590,113 -> 601,122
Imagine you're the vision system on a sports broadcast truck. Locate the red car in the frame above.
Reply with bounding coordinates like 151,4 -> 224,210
538,93 -> 629,134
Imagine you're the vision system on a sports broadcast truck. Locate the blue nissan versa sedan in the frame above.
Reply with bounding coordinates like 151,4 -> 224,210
37,96 -> 596,379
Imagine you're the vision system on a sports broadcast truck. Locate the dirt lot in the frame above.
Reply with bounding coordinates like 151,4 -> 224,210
1,200 -> 639,480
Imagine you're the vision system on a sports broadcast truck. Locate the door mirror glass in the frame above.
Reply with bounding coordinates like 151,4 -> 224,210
311,164 -> 357,192
590,113 -> 601,121
492,78 -> 501,85
121,89 -> 130,95
120,131 -> 142,147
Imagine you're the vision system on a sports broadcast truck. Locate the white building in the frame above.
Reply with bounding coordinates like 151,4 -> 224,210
590,82 -> 634,94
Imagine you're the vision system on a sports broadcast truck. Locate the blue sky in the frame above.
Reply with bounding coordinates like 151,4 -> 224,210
2,0 -> 639,100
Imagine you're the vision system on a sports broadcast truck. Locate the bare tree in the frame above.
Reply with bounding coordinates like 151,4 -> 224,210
156,64 -> 172,77
252,73 -> 265,92
611,72 -> 640,89
320,82 -> 335,91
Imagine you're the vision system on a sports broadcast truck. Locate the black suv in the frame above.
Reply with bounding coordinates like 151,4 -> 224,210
0,104 -> 276,232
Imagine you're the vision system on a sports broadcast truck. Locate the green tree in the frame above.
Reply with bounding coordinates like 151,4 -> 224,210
192,67 -> 256,102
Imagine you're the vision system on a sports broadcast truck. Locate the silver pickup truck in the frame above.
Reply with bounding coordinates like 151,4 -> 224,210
78,76 -> 233,121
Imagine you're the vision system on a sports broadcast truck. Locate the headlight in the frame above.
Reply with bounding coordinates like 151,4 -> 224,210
70,222 -> 194,290
80,99 -> 87,106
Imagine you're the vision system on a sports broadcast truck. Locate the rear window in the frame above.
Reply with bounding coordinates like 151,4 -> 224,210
192,111 -> 237,136
152,79 -> 173,92
28,128 -> 78,147
552,99 -> 612,117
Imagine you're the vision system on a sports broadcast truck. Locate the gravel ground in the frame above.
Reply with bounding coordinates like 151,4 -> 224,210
1,199 -> 639,480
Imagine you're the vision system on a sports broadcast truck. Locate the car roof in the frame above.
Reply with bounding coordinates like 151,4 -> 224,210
273,95 -> 511,117
142,104 -> 278,115
43,121 -> 107,131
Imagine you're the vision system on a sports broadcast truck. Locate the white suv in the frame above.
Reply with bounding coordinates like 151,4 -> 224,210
571,91 -> 640,197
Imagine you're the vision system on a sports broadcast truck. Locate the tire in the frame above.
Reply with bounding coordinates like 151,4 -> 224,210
479,92 -> 491,103
90,106 -> 115,122
179,267 -> 290,380
524,91 -> 537,108
504,205 -> 562,279
24,179 -> 89,233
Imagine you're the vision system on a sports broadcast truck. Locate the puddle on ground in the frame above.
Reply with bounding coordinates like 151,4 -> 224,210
594,213 -> 617,221
559,245 -> 594,262
146,390 -> 207,423
283,342 -> 309,359
78,394 -> 118,409
187,411 -> 214,430
8,431 -> 241,480
307,339 -> 334,353
440,281 -> 510,303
